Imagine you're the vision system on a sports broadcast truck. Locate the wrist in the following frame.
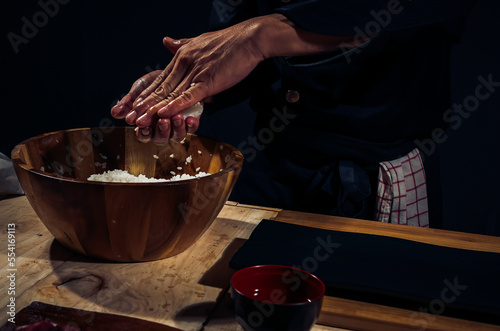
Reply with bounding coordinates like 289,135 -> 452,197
249,13 -> 364,59
250,14 -> 292,59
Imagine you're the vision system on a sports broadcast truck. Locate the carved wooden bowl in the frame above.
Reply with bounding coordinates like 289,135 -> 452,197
11,127 -> 244,262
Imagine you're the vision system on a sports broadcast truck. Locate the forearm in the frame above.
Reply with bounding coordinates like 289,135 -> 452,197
248,13 -> 366,59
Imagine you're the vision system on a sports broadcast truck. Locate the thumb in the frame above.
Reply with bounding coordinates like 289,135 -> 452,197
163,36 -> 190,54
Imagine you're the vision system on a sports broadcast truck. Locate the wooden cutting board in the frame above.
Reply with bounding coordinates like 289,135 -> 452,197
0,302 -> 183,331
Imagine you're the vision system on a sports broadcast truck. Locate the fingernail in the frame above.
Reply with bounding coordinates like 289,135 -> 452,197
141,128 -> 150,136
126,111 -> 137,122
187,122 -> 193,128
137,113 -> 147,124
173,119 -> 182,127
159,123 -> 169,131
157,107 -> 167,117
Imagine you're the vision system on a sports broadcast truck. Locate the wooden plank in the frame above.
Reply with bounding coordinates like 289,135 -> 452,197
318,296 -> 500,331
274,210 -> 500,331
1,301 -> 184,330
275,210 -> 500,253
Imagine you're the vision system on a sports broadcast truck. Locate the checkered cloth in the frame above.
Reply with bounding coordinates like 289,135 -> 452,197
374,148 -> 429,227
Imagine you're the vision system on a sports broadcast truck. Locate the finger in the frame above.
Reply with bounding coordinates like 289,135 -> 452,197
130,70 -> 164,100
134,86 -> 180,128
185,116 -> 200,134
130,69 -> 170,119
125,109 -> 138,125
135,68 -> 195,128
170,114 -> 187,142
135,126 -> 152,143
152,118 -> 171,146
158,82 -> 210,118
135,105 -> 159,128
132,59 -> 188,120
147,82 -> 187,119
133,69 -> 167,107
111,94 -> 134,119
111,70 -> 162,120
163,36 -> 190,54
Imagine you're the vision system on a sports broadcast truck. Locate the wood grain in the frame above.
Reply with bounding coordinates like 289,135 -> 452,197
10,128 -> 245,262
317,296 -> 500,331
1,301 -> 184,331
276,209 -> 500,253
0,196 -> 281,331
274,210 -> 500,331
3,196 -> 499,331
66,128 -> 95,180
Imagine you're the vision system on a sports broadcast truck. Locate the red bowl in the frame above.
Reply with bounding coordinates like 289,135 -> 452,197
230,265 -> 325,331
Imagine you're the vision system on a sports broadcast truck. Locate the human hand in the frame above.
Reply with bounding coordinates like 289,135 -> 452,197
111,69 -> 204,145
112,18 -> 267,145
110,70 -> 182,145
111,13 -> 358,145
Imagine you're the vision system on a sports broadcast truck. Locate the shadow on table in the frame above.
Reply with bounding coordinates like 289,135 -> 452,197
42,232 -> 248,324
199,237 -> 247,289
176,237 -> 248,326
49,239 -> 90,262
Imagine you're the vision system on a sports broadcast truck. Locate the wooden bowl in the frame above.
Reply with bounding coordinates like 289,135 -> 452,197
11,127 -> 244,262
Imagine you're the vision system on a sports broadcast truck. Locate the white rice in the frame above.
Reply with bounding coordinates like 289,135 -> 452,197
180,102 -> 203,119
87,169 -> 210,183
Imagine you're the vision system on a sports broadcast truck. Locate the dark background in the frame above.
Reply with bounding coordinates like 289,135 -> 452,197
2,0 -> 499,235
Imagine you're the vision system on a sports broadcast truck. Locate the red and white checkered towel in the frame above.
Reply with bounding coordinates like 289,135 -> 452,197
375,148 -> 429,227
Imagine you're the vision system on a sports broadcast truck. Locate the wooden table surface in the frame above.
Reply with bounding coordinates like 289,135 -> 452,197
1,195 -> 499,331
